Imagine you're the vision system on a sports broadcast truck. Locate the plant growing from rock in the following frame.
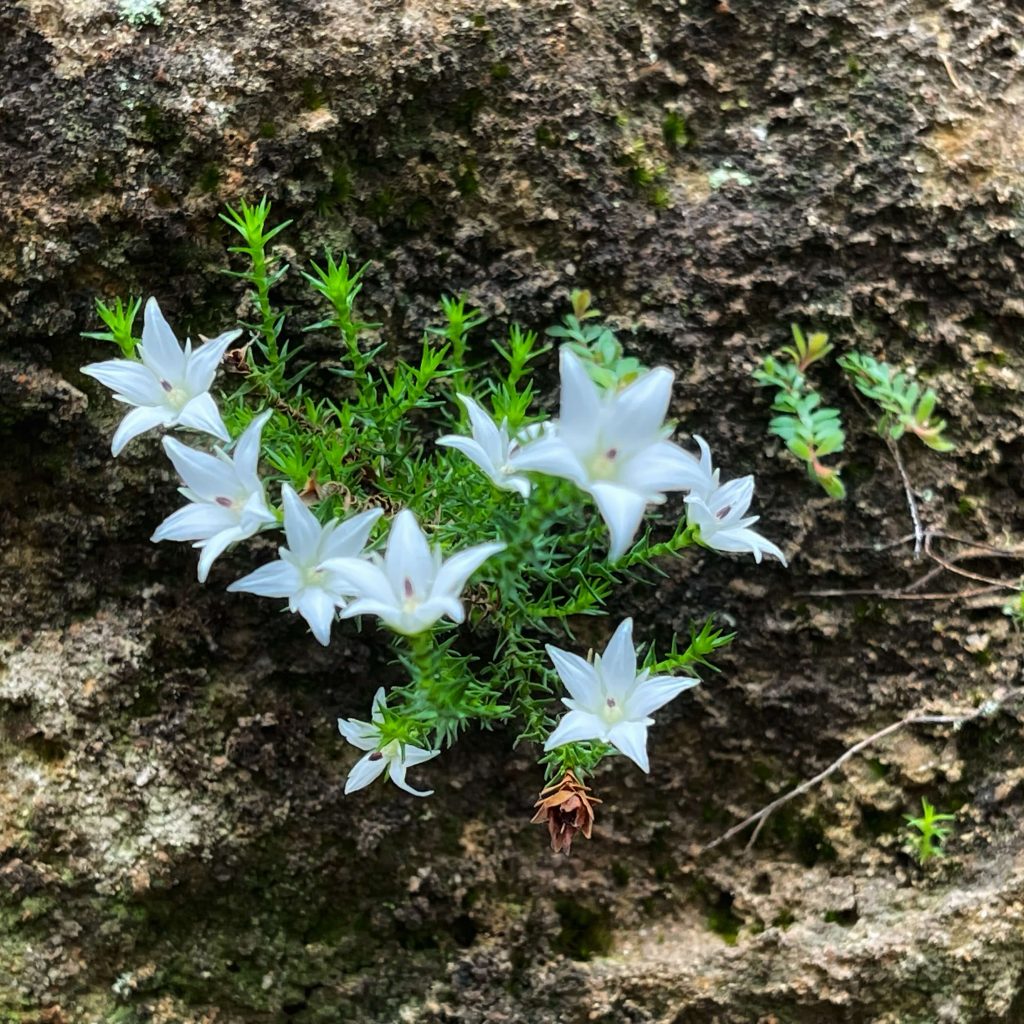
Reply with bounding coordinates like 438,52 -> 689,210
904,798 -> 956,864
754,326 -> 956,527
838,352 -> 955,453
80,198 -> 787,852
753,323 -> 846,499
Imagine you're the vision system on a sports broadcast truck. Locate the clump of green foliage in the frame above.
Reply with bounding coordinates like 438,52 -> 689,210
754,323 -> 957,499
662,110 -> 691,150
545,290 -> 643,388
753,324 -> 846,499
85,197 -> 775,808
1003,588 -> 1024,629
904,798 -> 956,863
119,0 -> 165,27
838,352 -> 955,452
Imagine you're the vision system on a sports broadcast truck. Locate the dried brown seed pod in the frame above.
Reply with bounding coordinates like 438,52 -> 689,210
531,770 -> 601,855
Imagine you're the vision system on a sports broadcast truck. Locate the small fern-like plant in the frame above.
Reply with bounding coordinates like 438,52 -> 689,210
753,324 -> 846,499
838,352 -> 955,452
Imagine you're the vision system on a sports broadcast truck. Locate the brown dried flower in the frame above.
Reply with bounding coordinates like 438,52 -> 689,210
296,471 -> 325,505
223,341 -> 252,374
531,771 -> 601,855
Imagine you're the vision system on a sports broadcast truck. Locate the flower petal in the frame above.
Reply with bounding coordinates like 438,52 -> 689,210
139,297 -> 187,382
388,759 -> 435,798
238,491 -> 278,533
599,618 -> 637,695
431,541 -> 505,602
319,507 -> 383,562
227,559 -> 301,597
557,348 -> 603,453
384,510 -> 435,597
233,410 -> 273,486
707,526 -> 788,565
111,405 -> 174,455
338,717 -> 379,751
613,367 -> 674,453
321,557 -> 394,605
619,441 -> 709,497
709,476 -> 755,522
196,527 -> 245,583
151,502 -> 237,543
338,598 -> 405,629
163,437 -> 237,501
294,587 -> 338,645
628,675 -> 700,717
175,392 -> 231,443
80,359 -> 165,406
411,595 -> 465,629
344,751 -> 388,794
684,495 -> 717,535
506,434 -> 587,485
589,482 -> 649,561
545,644 -> 600,708
402,745 -> 441,767
607,720 -> 651,773
370,687 -> 388,721
281,483 -> 322,562
543,709 -> 606,750
437,435 -> 498,482
459,394 -> 506,466
184,329 -> 240,394
502,475 -> 532,499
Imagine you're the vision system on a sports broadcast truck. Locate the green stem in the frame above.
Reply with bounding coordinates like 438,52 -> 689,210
251,246 -> 279,363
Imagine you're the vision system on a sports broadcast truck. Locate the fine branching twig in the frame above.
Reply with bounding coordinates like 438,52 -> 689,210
800,530 -> 1024,602
703,686 -> 1024,853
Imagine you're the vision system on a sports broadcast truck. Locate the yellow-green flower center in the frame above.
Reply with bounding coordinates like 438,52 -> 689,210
588,447 -> 620,481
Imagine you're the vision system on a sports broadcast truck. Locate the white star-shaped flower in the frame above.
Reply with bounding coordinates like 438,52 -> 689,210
322,509 -> 505,636
338,687 -> 440,797
512,348 -> 710,559
543,618 -> 699,773
227,484 -> 383,645
685,475 -> 787,565
152,410 -> 278,582
437,394 -> 543,499
81,297 -> 239,455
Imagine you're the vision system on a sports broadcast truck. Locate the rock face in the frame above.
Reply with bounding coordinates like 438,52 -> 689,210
3,0 -> 1024,1021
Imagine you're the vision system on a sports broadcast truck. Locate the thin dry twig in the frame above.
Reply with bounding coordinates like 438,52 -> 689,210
800,530 -> 1024,602
887,438 -> 924,559
799,583 -> 1005,602
703,687 -> 1024,853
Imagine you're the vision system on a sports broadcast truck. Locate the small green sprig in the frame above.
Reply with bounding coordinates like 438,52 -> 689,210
220,197 -> 293,385
546,289 -> 643,387
781,322 -> 833,372
904,798 -> 956,864
491,324 -> 549,429
302,250 -> 381,375
426,295 -> 488,379
82,296 -> 142,358
753,324 -> 846,499
644,617 -> 735,676
838,352 -> 955,452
